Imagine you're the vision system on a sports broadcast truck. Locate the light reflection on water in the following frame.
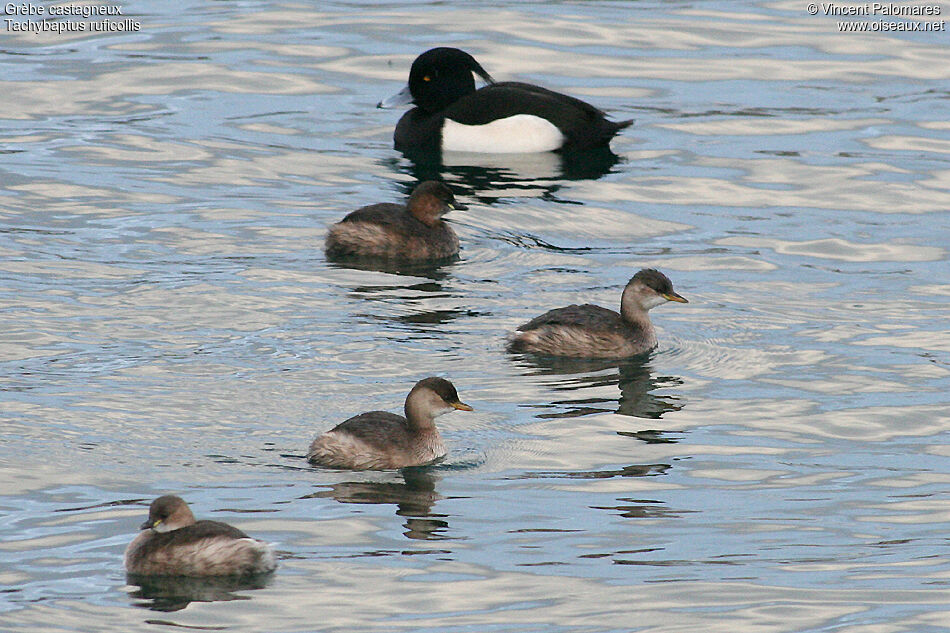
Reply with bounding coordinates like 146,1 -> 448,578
2,0 -> 950,630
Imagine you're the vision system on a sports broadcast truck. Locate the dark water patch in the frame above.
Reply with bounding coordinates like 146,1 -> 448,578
510,463 -> 672,480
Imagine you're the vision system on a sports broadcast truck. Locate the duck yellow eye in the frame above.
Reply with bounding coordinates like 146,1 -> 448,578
423,75 -> 431,82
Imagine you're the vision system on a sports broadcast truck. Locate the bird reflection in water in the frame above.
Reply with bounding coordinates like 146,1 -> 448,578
126,571 -> 274,613
512,354 -> 684,431
341,274 -> 486,335
513,460 -> 680,520
390,307 -> 481,329
590,497 -> 691,520
388,145 -> 624,207
303,468 -> 448,540
616,360 -> 685,421
326,252 -> 458,280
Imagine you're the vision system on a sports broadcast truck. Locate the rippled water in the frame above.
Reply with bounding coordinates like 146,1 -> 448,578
2,1 -> 950,631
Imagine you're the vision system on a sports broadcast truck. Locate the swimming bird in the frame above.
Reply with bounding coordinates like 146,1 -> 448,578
125,495 -> 277,577
508,269 -> 687,358
379,47 -> 633,153
325,181 -> 464,260
307,377 -> 472,470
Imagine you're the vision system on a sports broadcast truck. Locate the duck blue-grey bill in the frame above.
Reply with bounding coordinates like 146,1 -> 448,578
377,85 -> 413,109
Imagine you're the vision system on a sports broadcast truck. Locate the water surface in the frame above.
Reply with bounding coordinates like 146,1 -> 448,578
2,1 -> 950,631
